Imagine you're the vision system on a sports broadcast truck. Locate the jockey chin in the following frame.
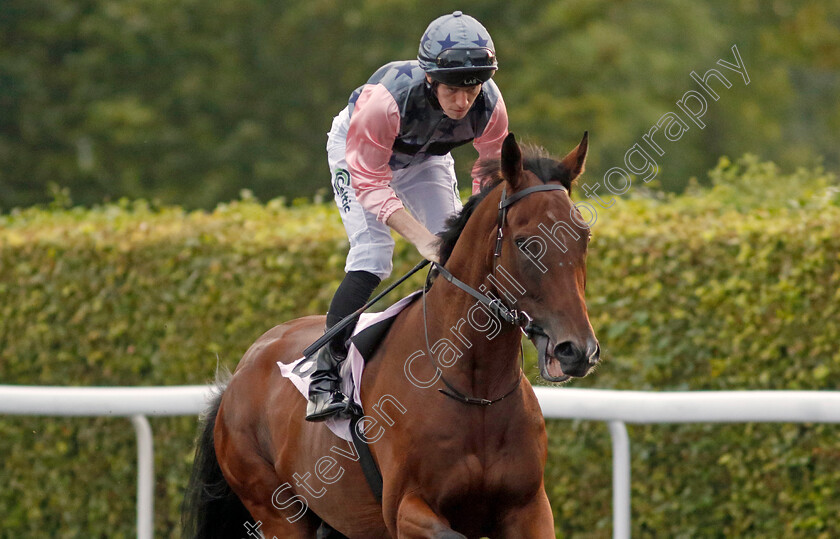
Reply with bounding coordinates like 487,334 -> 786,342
306,11 -> 509,422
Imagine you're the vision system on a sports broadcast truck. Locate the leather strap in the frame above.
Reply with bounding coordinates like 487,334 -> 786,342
433,263 -> 529,327
349,414 -> 383,502
499,183 -> 566,209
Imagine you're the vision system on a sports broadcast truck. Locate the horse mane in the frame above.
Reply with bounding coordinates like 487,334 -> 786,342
437,144 -> 577,265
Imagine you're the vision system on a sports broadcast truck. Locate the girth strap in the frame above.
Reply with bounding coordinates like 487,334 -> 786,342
349,414 -> 383,502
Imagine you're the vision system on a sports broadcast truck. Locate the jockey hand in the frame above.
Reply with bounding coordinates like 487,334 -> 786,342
416,236 -> 441,264
385,208 -> 441,264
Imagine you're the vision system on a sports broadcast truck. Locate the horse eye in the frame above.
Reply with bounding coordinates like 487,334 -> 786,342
514,237 -> 527,248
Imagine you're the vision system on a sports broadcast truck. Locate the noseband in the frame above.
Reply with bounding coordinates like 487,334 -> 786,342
423,183 -> 569,406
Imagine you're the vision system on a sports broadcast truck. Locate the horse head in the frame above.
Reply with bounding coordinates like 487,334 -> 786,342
498,132 -> 599,381
437,132 -> 599,383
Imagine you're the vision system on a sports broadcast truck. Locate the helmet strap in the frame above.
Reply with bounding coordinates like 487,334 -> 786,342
424,79 -> 442,111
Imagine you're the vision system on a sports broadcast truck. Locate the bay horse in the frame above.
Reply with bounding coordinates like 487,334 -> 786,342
183,133 -> 600,538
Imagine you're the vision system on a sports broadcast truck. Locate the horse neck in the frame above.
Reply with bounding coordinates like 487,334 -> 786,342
423,203 -> 523,397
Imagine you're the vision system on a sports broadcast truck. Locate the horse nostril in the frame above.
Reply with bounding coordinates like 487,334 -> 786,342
553,341 -> 577,360
589,341 -> 601,364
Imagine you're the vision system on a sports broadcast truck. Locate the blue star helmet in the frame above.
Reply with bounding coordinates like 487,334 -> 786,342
418,11 -> 498,87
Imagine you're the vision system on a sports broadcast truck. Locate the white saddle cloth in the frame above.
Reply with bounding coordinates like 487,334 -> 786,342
278,291 -> 420,441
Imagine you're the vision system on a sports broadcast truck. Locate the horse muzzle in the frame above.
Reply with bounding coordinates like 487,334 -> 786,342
533,332 -> 601,382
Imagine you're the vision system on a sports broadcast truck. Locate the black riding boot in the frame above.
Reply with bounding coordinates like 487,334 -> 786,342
305,340 -> 352,422
305,270 -> 380,422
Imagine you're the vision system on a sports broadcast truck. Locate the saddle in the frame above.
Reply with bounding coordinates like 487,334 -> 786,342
278,291 -> 422,501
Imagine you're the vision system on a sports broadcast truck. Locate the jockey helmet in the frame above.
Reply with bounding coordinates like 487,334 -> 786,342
418,11 -> 498,87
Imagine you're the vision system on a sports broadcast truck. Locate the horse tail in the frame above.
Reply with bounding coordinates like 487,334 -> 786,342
181,382 -> 254,539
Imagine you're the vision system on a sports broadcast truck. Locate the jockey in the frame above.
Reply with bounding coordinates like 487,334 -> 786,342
306,11 -> 509,422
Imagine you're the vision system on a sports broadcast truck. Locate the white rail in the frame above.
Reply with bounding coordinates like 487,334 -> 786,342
1,385 -> 839,539
533,388 -> 840,539
0,385 -> 213,539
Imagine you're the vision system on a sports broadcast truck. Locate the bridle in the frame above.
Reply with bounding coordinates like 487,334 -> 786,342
422,183 -> 569,406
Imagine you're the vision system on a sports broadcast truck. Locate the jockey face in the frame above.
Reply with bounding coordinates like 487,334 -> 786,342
428,75 -> 482,120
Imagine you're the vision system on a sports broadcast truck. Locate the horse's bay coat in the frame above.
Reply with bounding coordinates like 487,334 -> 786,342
183,133 -> 599,539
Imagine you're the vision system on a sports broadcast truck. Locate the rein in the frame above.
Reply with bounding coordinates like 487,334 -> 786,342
302,259 -> 431,358
422,266 -> 524,406
422,183 -> 569,406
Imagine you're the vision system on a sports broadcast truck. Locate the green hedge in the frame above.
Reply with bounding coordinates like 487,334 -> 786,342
1,158 -> 838,537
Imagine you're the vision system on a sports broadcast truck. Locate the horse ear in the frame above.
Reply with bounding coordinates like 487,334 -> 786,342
501,132 -> 523,189
561,131 -> 589,181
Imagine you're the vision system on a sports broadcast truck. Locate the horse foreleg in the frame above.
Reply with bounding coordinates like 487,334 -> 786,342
394,494 -> 466,539
492,486 -> 555,538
